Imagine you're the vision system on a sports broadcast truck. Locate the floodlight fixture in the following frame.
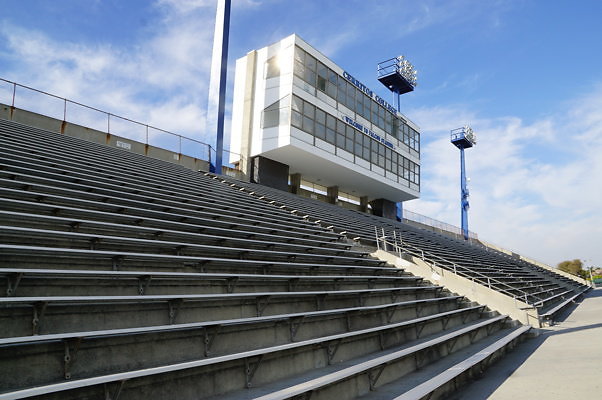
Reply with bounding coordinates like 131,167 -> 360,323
377,54 -> 418,104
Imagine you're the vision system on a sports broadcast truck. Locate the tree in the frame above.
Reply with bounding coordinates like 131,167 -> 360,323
557,259 -> 588,279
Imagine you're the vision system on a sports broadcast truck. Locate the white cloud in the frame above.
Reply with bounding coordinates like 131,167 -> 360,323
406,85 -> 602,268
0,2 -> 216,145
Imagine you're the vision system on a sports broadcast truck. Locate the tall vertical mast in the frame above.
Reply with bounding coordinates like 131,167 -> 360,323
207,0 -> 231,174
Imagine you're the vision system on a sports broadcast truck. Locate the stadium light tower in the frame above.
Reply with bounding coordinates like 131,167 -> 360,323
207,0 -> 231,174
377,55 -> 418,221
450,126 -> 477,240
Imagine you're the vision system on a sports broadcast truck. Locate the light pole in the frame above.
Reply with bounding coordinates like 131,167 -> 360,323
376,55 -> 418,220
207,0 -> 231,174
451,126 -> 476,240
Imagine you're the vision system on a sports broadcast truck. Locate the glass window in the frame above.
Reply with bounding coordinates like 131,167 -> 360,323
294,60 -> 304,78
345,83 -> 355,109
294,46 -> 305,63
291,110 -> 302,129
326,127 -> 336,144
317,75 -> 327,92
292,96 -> 303,112
315,108 -> 326,125
317,62 -> 327,78
337,132 -> 345,148
315,122 -> 326,140
305,54 -> 317,71
354,139 -> 362,156
326,82 -> 337,98
302,115 -> 314,134
326,114 -> 336,130
345,125 -> 355,152
336,120 -> 346,135
337,78 -> 346,104
303,102 -> 315,118
304,67 -> 316,86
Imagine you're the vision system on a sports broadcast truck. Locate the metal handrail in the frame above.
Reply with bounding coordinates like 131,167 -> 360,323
0,77 -> 238,165
375,227 -> 534,304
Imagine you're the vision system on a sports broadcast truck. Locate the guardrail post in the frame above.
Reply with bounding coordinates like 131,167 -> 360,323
145,125 -> 149,145
11,82 -> 16,108
107,113 -> 111,133
63,98 -> 67,121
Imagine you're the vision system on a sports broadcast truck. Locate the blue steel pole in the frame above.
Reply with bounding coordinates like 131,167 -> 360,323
460,147 -> 469,240
213,0 -> 231,175
395,91 -> 403,221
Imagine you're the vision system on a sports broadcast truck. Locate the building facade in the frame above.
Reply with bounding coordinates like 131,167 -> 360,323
230,34 -> 420,216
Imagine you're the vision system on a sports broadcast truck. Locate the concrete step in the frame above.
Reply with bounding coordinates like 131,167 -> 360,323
0,302 -> 480,391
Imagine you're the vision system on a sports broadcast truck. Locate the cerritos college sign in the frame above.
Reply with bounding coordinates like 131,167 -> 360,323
341,115 -> 395,150
342,71 -> 397,115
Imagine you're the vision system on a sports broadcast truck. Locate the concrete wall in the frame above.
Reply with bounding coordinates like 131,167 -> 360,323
372,249 -> 541,327
1,104 -> 210,173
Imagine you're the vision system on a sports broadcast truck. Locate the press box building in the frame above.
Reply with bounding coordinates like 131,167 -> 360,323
229,34 -> 420,219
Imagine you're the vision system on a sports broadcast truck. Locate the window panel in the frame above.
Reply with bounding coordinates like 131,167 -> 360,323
292,96 -> 303,112
303,68 -> 316,86
326,114 -> 336,129
315,123 -> 326,140
315,108 -> 326,125
326,128 -> 336,144
346,138 -> 354,152
305,54 -> 317,71
329,70 -> 338,84
294,46 -> 305,63
303,102 -> 315,118
302,116 -> 314,134
291,110 -> 302,128
326,82 -> 336,98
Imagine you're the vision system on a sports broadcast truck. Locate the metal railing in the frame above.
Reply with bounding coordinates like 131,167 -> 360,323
0,77 -> 246,168
403,209 -> 479,240
374,227 -> 536,304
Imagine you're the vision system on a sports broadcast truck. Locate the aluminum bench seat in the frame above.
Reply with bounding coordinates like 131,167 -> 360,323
0,159 -> 317,233
0,311 -> 500,400
0,183 -> 339,241
0,285 -> 443,337
0,199 -> 350,251
391,325 -> 531,400
533,289 -> 574,308
0,267 -> 420,297
0,296 -> 465,347
0,142 -> 307,226
1,226 -> 384,267
1,302 -> 479,390
239,316 -> 509,400
0,144 -> 292,214
0,210 -> 361,256
538,287 -> 591,325
0,244 -> 401,277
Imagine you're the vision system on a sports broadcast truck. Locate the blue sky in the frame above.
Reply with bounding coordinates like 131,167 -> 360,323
1,0 -> 601,269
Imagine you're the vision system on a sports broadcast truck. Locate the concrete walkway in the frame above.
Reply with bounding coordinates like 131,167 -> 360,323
459,288 -> 602,400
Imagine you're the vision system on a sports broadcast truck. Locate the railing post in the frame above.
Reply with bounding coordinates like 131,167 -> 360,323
145,125 -> 149,145
11,82 -> 16,108
63,98 -> 67,121
107,113 -> 111,133
179,135 -> 182,155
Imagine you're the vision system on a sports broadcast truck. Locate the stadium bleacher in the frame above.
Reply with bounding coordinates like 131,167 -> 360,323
213,176 -> 590,321
0,117 -> 582,399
